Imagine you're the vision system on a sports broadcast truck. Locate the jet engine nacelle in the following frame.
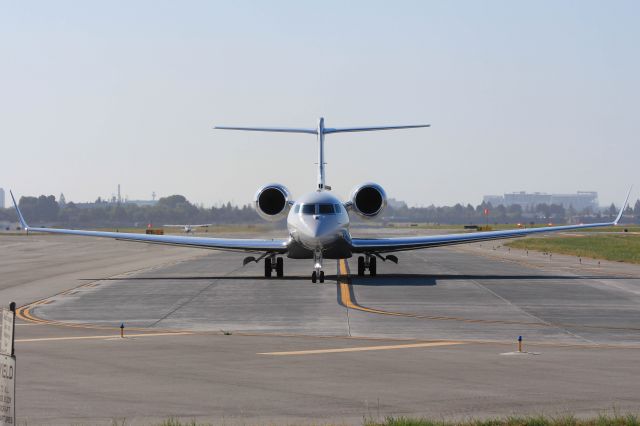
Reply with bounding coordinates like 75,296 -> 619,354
254,183 -> 292,221
349,182 -> 387,219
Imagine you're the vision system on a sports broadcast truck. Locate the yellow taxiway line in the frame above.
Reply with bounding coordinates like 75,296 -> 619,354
15,331 -> 193,343
259,340 -> 465,356
336,259 -> 640,332
337,259 -> 535,324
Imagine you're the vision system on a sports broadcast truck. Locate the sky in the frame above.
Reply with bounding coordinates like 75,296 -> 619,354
1,1 -> 638,207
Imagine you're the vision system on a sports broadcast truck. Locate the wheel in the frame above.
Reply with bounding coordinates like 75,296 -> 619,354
357,256 -> 365,276
319,271 -> 325,283
264,258 -> 272,278
276,257 -> 284,277
311,271 -> 317,283
369,256 -> 377,276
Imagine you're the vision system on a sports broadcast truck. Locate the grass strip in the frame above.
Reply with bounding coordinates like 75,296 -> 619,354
506,234 -> 640,264
364,414 -> 639,426
146,414 -> 640,426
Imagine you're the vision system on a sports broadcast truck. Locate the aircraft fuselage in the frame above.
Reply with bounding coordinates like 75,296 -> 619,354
286,191 -> 352,259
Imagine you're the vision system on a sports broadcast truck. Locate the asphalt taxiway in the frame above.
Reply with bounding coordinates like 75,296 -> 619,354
2,233 -> 640,424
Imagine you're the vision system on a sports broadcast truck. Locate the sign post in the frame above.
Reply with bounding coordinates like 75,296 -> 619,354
0,303 -> 16,426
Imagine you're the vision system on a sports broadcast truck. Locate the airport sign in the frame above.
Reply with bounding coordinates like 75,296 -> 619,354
0,310 -> 12,357
0,354 -> 14,426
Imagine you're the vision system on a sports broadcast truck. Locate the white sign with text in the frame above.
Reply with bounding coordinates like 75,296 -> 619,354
0,311 -> 13,357
0,354 -> 14,426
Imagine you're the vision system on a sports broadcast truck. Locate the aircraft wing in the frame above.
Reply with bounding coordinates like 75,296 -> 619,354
352,188 -> 632,253
164,224 -> 212,228
10,192 -> 288,254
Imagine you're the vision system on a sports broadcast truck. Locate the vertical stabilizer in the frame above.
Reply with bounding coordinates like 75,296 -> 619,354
317,117 -> 326,190
213,118 -> 430,191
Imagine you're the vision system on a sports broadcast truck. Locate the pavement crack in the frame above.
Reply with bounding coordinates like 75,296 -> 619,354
147,264 -> 246,328
430,252 -> 596,344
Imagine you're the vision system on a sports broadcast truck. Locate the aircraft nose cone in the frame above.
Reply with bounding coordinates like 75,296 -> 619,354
308,220 -> 334,238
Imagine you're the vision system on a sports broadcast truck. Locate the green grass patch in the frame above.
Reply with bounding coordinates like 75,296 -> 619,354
144,414 -> 640,426
364,414 -> 640,426
572,225 -> 640,233
506,234 -> 640,264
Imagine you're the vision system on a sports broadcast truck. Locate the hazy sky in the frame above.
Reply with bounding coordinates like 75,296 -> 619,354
1,1 -> 638,207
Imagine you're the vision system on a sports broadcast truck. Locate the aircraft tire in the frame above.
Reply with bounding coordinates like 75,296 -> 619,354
265,258 -> 272,278
276,257 -> 284,277
357,256 -> 365,276
319,271 -> 325,283
311,271 -> 317,283
369,256 -> 377,276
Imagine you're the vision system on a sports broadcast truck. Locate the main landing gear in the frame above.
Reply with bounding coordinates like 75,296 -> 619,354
357,255 -> 377,276
311,250 -> 324,283
264,255 -> 284,278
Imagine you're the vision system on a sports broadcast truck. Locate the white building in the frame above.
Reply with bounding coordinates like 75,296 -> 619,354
483,191 -> 598,211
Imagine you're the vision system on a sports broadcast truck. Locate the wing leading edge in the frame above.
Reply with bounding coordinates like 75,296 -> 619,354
352,187 -> 633,253
9,191 -> 288,254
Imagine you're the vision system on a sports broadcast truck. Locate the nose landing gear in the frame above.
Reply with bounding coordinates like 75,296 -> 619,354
311,250 -> 324,283
357,255 -> 377,276
311,270 -> 325,283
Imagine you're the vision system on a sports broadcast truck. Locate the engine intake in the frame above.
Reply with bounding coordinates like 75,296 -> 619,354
349,183 -> 387,219
254,183 -> 291,221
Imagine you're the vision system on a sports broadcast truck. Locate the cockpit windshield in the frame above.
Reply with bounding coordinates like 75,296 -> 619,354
301,204 -> 316,215
299,203 -> 340,215
318,204 -> 335,214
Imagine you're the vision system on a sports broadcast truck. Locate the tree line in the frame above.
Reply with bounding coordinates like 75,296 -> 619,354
1,194 -> 640,227
385,201 -> 640,225
0,195 -> 259,227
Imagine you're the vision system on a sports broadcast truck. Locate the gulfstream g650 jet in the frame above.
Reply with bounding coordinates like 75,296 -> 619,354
11,117 -> 631,283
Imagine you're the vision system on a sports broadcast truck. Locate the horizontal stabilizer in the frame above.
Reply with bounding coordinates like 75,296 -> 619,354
213,117 -> 431,189
324,124 -> 430,134
214,126 -> 316,134
213,121 -> 430,136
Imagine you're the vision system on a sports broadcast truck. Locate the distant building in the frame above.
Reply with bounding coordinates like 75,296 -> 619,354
550,192 -> 598,211
483,191 -> 598,211
0,188 -> 4,209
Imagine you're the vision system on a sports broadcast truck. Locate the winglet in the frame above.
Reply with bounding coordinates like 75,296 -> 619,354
9,191 -> 29,231
613,186 -> 633,225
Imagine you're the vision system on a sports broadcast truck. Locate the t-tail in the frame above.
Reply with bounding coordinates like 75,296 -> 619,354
214,117 -> 430,190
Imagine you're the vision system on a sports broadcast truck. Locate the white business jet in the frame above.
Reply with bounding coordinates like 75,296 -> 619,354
11,118 -> 631,283
164,224 -> 212,233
